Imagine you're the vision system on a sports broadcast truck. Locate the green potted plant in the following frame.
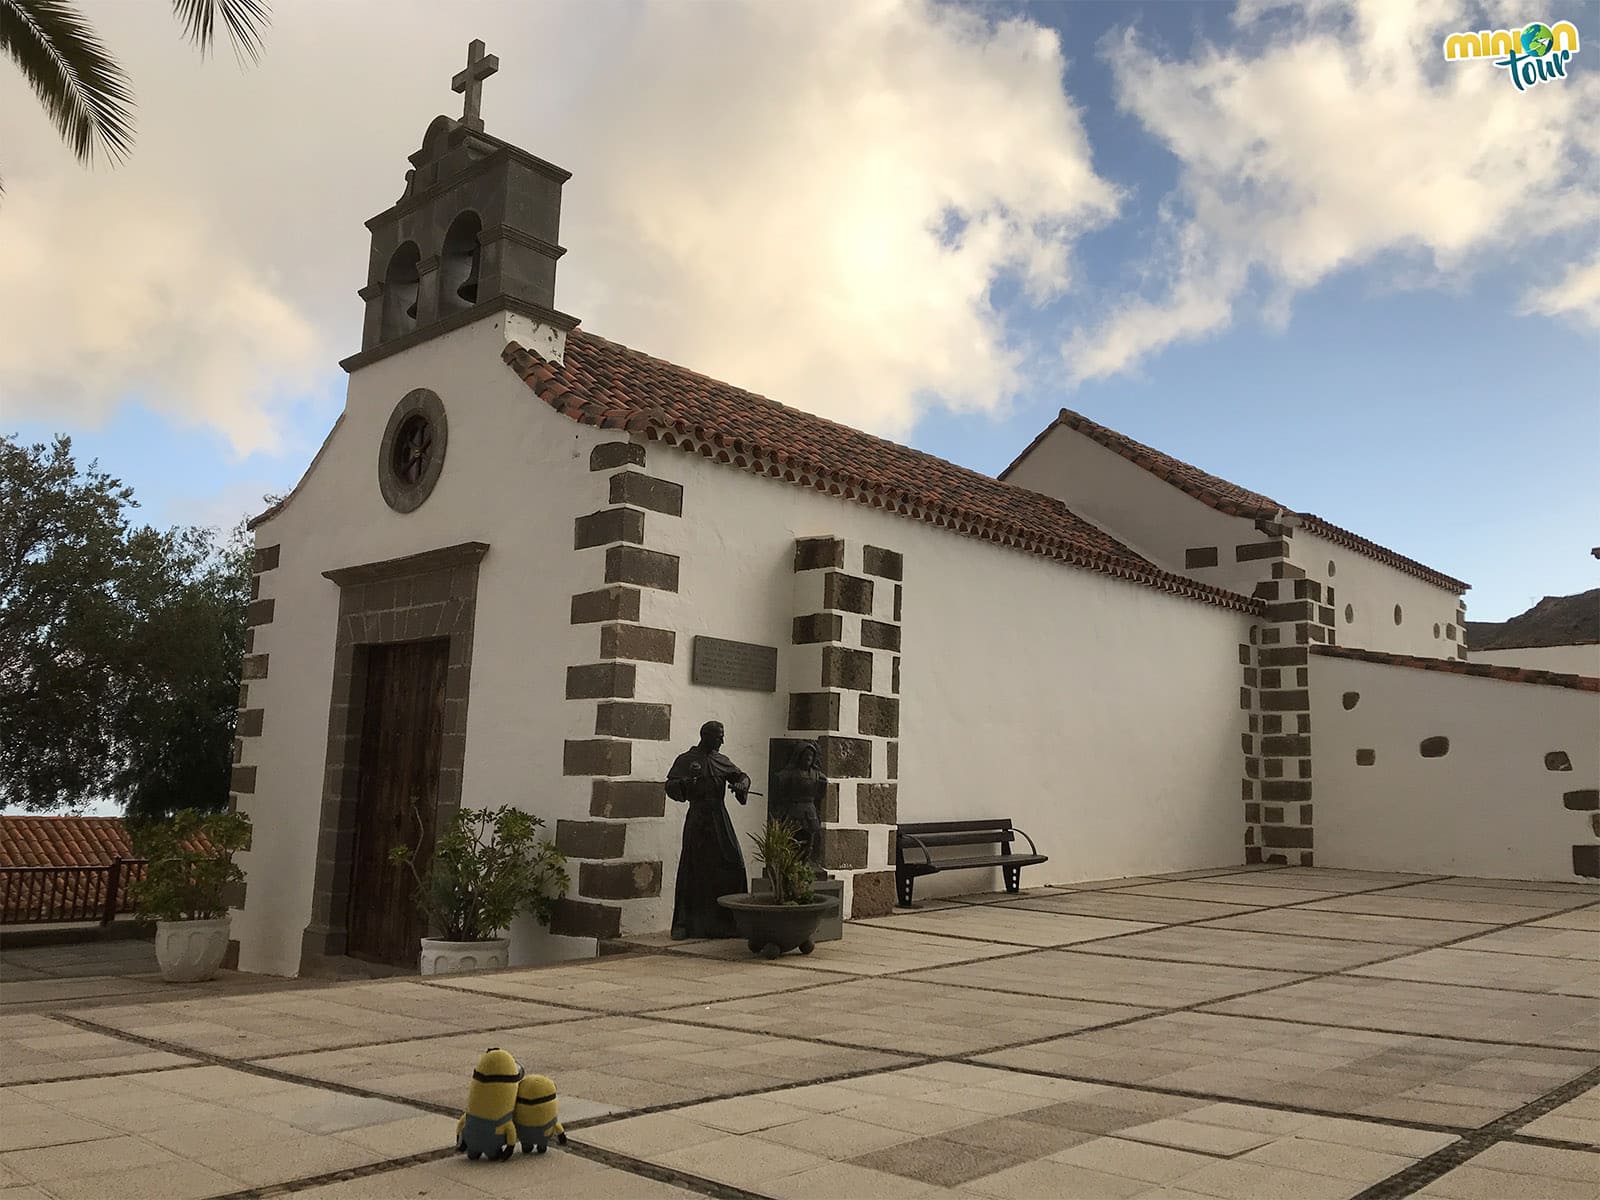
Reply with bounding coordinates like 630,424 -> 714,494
717,817 -> 837,959
390,806 -> 569,975
130,809 -> 252,983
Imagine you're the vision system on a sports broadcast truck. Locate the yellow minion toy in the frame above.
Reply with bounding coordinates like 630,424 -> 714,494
456,1047 -> 522,1161
514,1073 -> 567,1155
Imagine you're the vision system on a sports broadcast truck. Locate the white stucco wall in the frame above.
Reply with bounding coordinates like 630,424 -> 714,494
235,314 -> 606,976
1471,645 -> 1600,676
627,441 -> 1250,905
1312,655 -> 1600,881
1001,424 -> 1267,596
1296,529 -> 1464,659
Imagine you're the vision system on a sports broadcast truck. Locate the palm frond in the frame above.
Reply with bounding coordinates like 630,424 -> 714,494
0,0 -> 134,168
171,0 -> 268,63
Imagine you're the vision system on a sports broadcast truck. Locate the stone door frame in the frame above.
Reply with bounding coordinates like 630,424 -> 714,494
300,541 -> 487,970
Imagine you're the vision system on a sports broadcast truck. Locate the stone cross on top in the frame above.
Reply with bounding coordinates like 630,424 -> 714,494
452,38 -> 499,132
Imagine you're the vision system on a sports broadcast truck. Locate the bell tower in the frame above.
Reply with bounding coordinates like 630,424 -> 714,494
344,39 -> 578,369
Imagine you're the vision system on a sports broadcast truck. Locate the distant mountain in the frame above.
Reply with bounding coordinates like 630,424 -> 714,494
1467,589 -> 1599,650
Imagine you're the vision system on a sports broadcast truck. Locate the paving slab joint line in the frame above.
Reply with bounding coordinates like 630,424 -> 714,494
247,1010 -> 616,1062
208,1147 -> 457,1199
568,1139 -> 775,1200
1349,1061 -> 1600,1199
0,1059 -> 200,1089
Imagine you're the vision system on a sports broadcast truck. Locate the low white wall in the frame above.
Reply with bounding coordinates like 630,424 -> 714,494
1312,654 -> 1600,881
1472,645 -> 1600,676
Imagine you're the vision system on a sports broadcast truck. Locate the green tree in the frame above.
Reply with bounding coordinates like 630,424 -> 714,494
0,0 -> 269,189
0,434 -> 250,816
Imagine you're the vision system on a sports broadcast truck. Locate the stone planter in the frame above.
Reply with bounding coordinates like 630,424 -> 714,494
420,938 -> 510,976
153,917 -> 231,983
717,894 -> 838,959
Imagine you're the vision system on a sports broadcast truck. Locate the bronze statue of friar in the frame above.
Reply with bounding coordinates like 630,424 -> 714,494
665,720 -> 751,939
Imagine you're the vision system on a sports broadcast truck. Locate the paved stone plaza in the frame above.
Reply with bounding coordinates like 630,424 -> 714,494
2,865 -> 1597,1199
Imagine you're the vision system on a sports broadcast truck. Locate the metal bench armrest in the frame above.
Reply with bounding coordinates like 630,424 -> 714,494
900,832 -> 935,867
1011,826 -> 1041,857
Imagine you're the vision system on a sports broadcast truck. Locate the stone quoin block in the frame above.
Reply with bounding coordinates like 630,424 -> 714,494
862,546 -> 904,580
1241,733 -> 1254,754
563,739 -> 632,776
550,899 -> 621,940
566,662 -> 637,700
555,820 -> 627,860
887,742 -> 899,779
1245,758 -> 1261,779
857,782 -> 898,824
1562,790 -> 1599,811
823,572 -> 874,614
1420,736 -> 1450,758
850,870 -> 897,918
821,645 -> 874,691
609,471 -> 683,517
818,735 -> 871,779
1265,601 -> 1316,623
792,613 -> 844,644
1263,806 -> 1283,823
1297,714 -> 1312,733
1253,581 -> 1280,602
1572,845 -> 1599,879
1259,647 -> 1310,667
235,709 -> 265,738
1261,780 -> 1312,802
246,598 -> 276,627
1237,541 -> 1288,562
571,586 -> 642,625
1292,579 -> 1323,601
230,766 -> 257,794
892,657 -> 900,694
1245,846 -> 1263,865
1271,561 -> 1307,579
1300,805 -> 1314,825
1264,759 -> 1284,779
1241,780 -> 1254,801
894,585 -> 902,622
1238,645 -> 1252,665
252,544 -> 280,573
604,545 -> 680,592
1342,691 -> 1360,710
232,738 -> 243,764
822,828 -> 869,871
821,782 -> 840,823
860,620 -> 901,652
1186,547 -> 1220,569
857,694 -> 900,738
590,780 -> 666,820
794,537 -> 846,572
1254,669 -> 1274,688
1239,688 -> 1252,710
1262,825 -> 1312,849
1245,803 -> 1261,823
1546,751 -> 1573,771
1262,735 -> 1311,756
788,692 -> 841,732
1259,628 -> 1281,644
599,624 -> 676,663
595,701 -> 672,740
590,442 -> 646,471
579,860 -> 663,900
1260,690 -> 1311,712
574,507 -> 646,550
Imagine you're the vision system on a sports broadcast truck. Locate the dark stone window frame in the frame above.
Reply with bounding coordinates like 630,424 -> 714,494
379,388 -> 449,513
300,542 -> 487,968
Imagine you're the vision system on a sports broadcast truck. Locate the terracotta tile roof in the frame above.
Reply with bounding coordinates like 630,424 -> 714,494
1312,645 -> 1599,692
0,817 -> 134,868
1005,409 -> 1470,595
504,332 -> 1263,614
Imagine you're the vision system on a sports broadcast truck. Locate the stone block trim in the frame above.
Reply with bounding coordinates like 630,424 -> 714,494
579,860 -> 663,900
591,780 -> 666,819
788,692 -> 841,731
595,701 -> 672,741
1572,845 -> 1598,878
860,620 -> 901,651
793,613 -> 844,644
857,782 -> 897,824
604,545 -> 680,592
550,898 -> 621,940
821,645 -> 874,691
818,734 -> 871,778
246,598 -> 276,627
862,546 -> 904,580
591,442 -> 646,471
850,870 -> 896,918
1237,540 -> 1288,562
857,694 -> 899,738
599,623 -> 676,663
555,820 -> 627,860
822,828 -> 868,871
574,507 -> 646,550
794,537 -> 846,572
235,709 -> 265,739
1562,789 -> 1599,811
241,654 -> 270,680
563,739 -> 632,776
1185,547 -> 1219,569
230,766 -> 257,794
567,662 -> 637,699
609,471 -> 683,516
823,572 -> 874,614
571,586 -> 642,625
252,544 -> 281,573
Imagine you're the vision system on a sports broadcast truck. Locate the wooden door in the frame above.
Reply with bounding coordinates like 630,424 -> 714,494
347,638 -> 450,966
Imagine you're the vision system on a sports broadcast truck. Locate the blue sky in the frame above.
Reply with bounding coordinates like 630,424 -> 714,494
4,0 -> 1596,621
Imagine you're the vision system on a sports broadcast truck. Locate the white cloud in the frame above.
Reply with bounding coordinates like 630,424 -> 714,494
0,0 -> 1117,448
1522,252 -> 1600,327
1068,0 -> 1600,381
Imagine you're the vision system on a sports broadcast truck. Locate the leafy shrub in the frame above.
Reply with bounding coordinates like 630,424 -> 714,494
748,817 -> 816,905
390,806 -> 568,942
130,809 -> 251,922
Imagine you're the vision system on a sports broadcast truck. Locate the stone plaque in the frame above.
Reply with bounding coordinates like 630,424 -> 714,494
691,636 -> 778,692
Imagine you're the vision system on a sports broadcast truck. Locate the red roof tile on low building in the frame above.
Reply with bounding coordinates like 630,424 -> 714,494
1005,409 -> 1469,595
504,332 -> 1264,614
0,817 -> 135,868
1311,645 -> 1599,691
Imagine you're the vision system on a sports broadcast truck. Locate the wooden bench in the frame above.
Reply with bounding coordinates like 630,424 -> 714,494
894,819 -> 1047,907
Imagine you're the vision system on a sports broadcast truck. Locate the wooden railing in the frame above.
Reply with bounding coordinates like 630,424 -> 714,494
0,859 -> 147,925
